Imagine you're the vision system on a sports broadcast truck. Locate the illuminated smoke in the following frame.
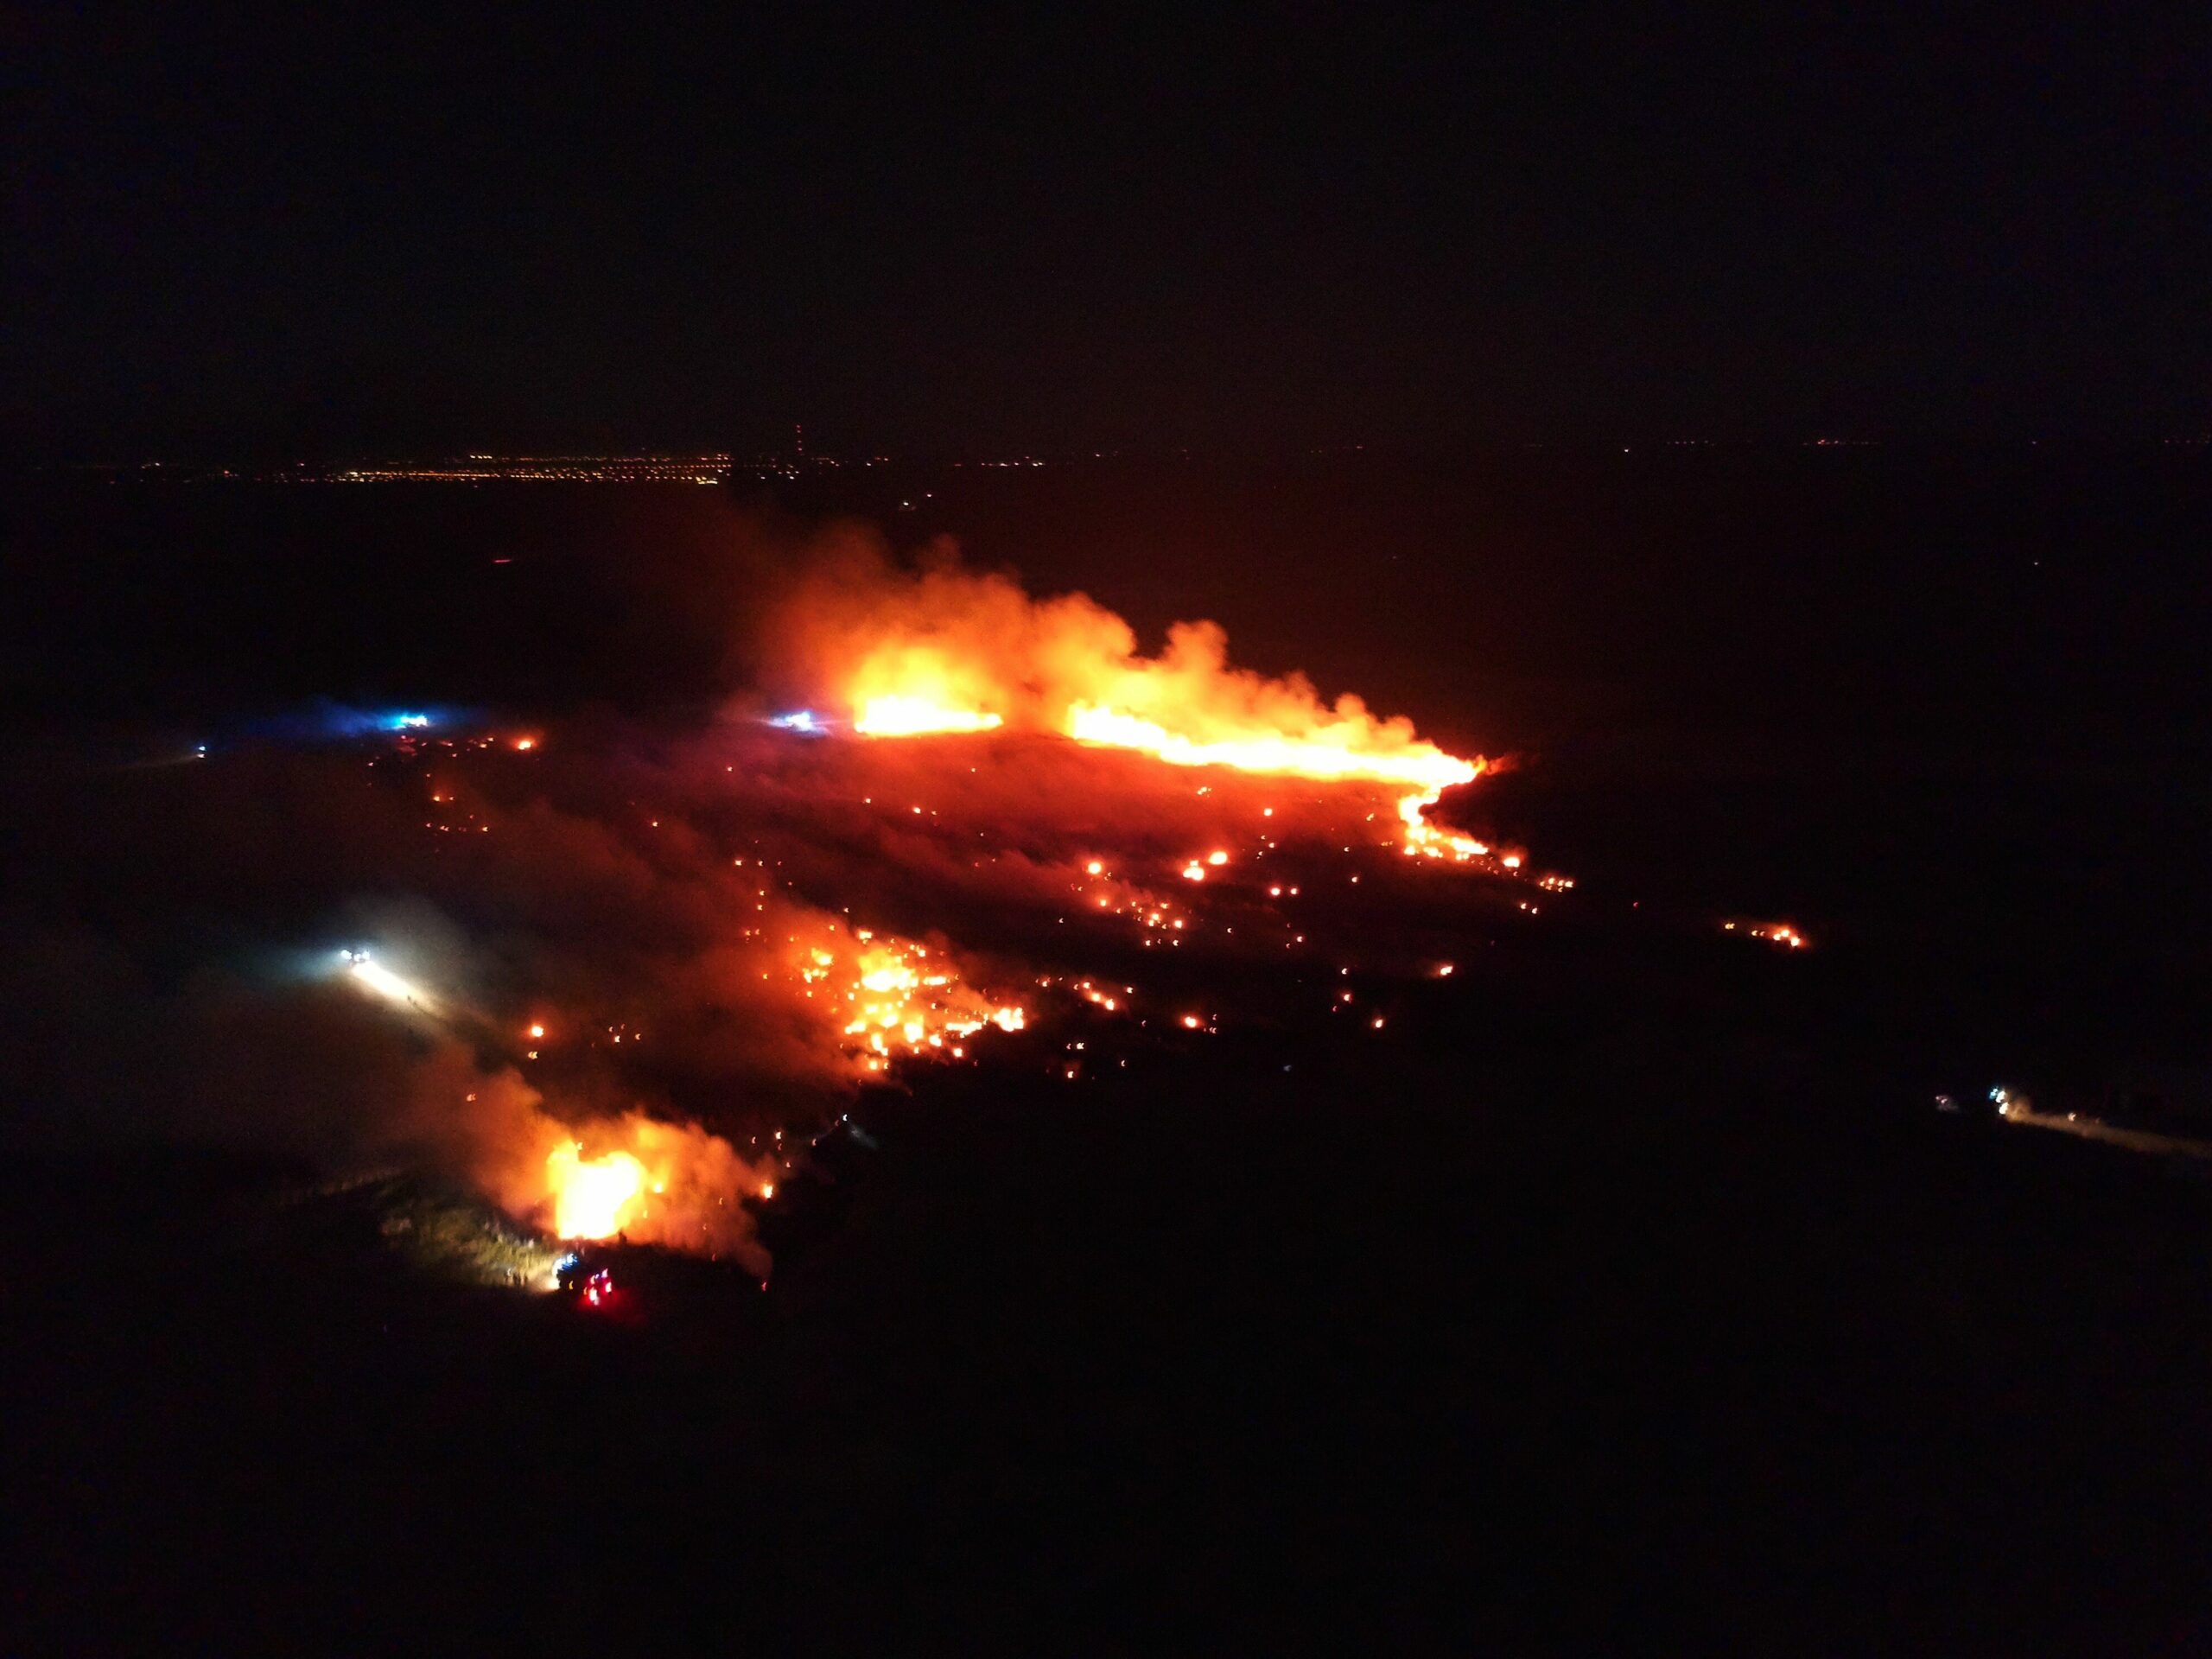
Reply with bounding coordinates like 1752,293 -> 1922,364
336,906 -> 1019,1255
398,1050 -> 779,1268
0,718 -> 1052,1269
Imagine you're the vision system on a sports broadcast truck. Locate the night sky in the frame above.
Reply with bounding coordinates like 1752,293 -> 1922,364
8,6 -> 2209,458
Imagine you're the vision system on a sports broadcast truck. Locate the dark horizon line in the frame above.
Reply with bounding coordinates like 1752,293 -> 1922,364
20,431 -> 2212,475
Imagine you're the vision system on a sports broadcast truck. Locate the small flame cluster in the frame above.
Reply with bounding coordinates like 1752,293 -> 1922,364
1725,919 -> 1809,950
1071,977 -> 1129,1014
791,923 -> 1024,1073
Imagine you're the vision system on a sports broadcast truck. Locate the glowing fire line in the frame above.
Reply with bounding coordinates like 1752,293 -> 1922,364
855,690 -> 1497,861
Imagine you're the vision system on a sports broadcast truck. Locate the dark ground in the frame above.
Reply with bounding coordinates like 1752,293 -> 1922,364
3,450 -> 2210,1651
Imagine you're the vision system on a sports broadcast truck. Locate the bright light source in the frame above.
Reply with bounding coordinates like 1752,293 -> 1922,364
546,1143 -> 645,1239
347,955 -> 429,1010
853,697 -> 1001,736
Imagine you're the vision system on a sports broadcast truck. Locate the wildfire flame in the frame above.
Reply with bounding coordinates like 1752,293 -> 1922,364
529,922 -> 1024,1249
523,922 -> 1026,1248
790,922 -> 1024,1076
546,1141 -> 646,1239
520,1112 -> 777,1262
330,551 -> 1583,1274
854,695 -> 1003,737
1727,919 -> 1809,950
775,553 -> 1497,858
1065,702 -> 1475,803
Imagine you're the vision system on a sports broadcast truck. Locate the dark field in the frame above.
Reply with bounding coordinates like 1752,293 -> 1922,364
4,450 -> 2211,1651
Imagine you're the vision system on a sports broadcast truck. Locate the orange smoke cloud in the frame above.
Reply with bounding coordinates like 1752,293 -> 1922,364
413,1052 -> 776,1269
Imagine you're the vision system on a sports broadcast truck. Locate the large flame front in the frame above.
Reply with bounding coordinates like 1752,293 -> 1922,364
1062,702 -> 1474,795
771,553 -> 1493,857
1064,700 -> 1487,859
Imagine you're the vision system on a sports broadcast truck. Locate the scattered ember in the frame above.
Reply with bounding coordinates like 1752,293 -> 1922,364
1726,919 -> 1810,950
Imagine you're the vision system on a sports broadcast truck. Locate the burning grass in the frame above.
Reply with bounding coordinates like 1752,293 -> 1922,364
0,545 -> 1607,1274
